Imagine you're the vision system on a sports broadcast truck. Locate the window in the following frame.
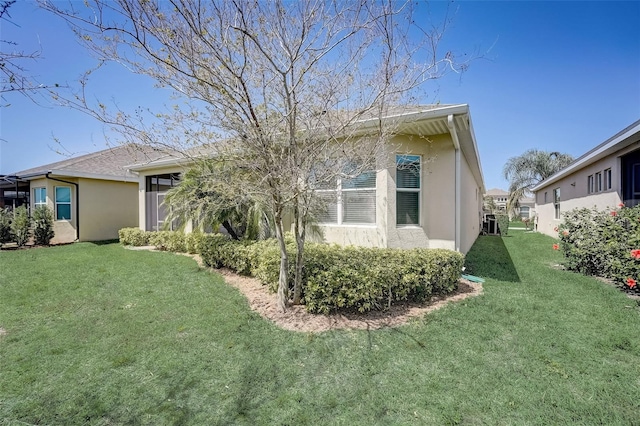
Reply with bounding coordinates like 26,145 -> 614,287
595,172 -> 602,192
396,154 -> 421,226
34,187 -> 47,208
316,171 -> 376,225
55,186 -> 71,220
587,175 -> 594,194
544,191 -> 548,203
604,168 -> 612,190
342,172 -> 376,223
553,188 -> 561,220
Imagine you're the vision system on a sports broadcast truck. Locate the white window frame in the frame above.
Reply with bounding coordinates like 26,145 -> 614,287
55,186 -> 72,221
587,175 -> 594,194
396,154 -> 422,227
34,187 -> 47,209
553,187 -> 561,220
595,171 -> 602,192
316,173 -> 377,226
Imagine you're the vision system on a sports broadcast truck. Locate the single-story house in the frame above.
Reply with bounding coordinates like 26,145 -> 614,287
0,144 -> 169,244
532,119 -> 640,237
129,104 -> 486,254
484,188 -> 535,219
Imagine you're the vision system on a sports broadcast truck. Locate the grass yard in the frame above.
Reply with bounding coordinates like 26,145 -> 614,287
1,232 -> 639,425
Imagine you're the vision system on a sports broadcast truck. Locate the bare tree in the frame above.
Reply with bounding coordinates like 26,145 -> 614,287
40,0 -> 472,311
0,0 -> 61,106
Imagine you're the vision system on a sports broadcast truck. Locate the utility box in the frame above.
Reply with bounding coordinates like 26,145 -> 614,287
484,214 -> 499,235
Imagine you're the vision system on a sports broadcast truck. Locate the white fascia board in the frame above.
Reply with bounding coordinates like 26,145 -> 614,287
48,170 -> 139,183
531,121 -> 640,192
127,156 -> 194,172
354,104 -> 469,132
466,113 -> 486,194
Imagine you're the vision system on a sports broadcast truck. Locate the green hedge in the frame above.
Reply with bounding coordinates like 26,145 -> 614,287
198,235 -> 464,314
119,228 -> 151,247
496,214 -> 509,236
121,228 -> 465,314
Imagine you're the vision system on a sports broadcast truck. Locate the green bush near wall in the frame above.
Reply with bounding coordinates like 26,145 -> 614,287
120,228 -> 464,314
496,214 -> 509,236
118,228 -> 151,246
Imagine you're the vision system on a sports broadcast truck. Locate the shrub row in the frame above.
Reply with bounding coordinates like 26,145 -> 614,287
558,205 -> 640,290
120,228 -> 464,314
198,235 -> 464,313
118,227 -> 203,254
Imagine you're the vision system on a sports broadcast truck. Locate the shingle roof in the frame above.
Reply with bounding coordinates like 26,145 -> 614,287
12,144 -> 175,180
485,188 -> 509,196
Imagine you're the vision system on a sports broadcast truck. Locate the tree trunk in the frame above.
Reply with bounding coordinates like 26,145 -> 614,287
292,201 -> 306,305
221,220 -> 240,240
274,212 -> 289,312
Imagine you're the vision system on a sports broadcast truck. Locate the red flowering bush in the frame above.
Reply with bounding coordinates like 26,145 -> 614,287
557,204 -> 640,293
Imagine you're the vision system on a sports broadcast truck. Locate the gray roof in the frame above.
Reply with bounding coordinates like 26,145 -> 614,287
12,144 -> 174,181
485,188 -> 509,196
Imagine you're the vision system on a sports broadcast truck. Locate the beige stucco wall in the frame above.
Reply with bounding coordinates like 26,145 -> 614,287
535,152 -> 622,237
389,133 -> 457,250
78,178 -> 138,241
29,177 -> 78,244
29,177 -> 138,243
319,133 -> 460,251
460,151 -> 482,254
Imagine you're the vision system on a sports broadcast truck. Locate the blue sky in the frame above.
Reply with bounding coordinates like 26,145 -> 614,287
1,1 -> 638,191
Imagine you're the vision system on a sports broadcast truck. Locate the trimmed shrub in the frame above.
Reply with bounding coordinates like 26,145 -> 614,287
199,234 -> 233,268
185,232 -> 204,254
303,246 -> 464,314
11,206 -> 31,247
118,227 -> 150,246
496,214 -> 509,236
198,236 -> 464,314
0,207 -> 12,245
149,231 -> 187,253
33,206 -> 55,245
558,204 -> 640,292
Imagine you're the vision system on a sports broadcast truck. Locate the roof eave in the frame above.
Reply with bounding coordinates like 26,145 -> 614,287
532,120 -> 640,192
17,169 -> 138,183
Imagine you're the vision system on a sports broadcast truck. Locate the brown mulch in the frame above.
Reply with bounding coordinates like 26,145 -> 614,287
170,251 -> 483,332
218,268 -> 483,332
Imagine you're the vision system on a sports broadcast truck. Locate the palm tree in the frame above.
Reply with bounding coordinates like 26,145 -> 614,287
163,160 -> 272,240
503,149 -> 573,218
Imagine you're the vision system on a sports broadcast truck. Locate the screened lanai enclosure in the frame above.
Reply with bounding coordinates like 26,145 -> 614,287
145,173 -> 181,231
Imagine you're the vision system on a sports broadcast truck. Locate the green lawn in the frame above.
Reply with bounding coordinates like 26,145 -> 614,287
1,233 -> 639,425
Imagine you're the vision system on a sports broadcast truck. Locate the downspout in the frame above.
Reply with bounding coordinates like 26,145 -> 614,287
447,115 -> 461,252
45,172 -> 80,241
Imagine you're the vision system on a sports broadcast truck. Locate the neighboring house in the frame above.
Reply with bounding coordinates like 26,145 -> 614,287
0,145 -> 168,244
532,119 -> 640,237
130,104 -> 486,254
484,188 -> 509,212
484,188 -> 535,219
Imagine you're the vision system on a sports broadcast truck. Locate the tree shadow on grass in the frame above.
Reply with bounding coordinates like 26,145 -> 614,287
464,235 -> 520,283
